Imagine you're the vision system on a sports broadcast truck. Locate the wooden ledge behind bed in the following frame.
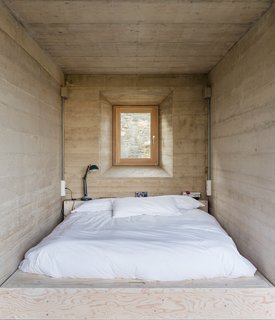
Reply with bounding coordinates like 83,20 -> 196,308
0,270 -> 275,319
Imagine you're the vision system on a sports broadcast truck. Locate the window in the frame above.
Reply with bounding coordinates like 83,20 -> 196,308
113,106 -> 158,165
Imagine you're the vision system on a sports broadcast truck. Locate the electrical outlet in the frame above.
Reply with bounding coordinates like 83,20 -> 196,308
61,180 -> 66,196
206,180 -> 212,196
135,192 -> 148,197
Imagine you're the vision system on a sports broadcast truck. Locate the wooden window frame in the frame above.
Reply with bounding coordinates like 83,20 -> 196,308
113,106 -> 159,166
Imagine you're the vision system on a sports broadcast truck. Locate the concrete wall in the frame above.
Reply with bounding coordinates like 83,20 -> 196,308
209,7 -> 275,283
0,2 -> 63,284
65,75 -> 207,199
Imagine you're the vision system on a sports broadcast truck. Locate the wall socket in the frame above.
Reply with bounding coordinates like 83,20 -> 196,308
206,180 -> 212,196
135,192 -> 148,197
61,180 -> 66,197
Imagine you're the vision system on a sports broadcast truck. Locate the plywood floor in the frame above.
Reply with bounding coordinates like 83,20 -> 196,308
2,270 -> 273,288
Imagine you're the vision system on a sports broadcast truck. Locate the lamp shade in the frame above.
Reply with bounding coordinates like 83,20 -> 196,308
88,164 -> 99,172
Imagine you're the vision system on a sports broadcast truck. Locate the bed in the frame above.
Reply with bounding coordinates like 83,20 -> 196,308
19,196 -> 256,281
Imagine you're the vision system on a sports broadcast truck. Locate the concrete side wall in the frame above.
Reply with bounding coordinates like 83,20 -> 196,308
65,74 -> 208,198
0,2 -> 63,284
209,6 -> 275,283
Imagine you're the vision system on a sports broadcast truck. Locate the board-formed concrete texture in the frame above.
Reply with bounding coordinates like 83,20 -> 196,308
0,1 -> 64,284
1,1 -> 275,319
64,74 -> 208,199
209,6 -> 275,284
3,0 -> 274,74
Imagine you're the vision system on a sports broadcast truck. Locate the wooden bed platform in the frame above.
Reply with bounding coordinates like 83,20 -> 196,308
1,270 -> 275,320
1,269 -> 273,288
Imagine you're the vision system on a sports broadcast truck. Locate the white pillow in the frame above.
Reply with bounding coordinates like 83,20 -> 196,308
164,195 -> 204,210
72,198 -> 113,213
112,196 -> 181,218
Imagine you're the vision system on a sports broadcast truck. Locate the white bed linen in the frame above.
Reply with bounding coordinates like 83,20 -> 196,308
19,209 -> 256,280
112,196 -> 182,218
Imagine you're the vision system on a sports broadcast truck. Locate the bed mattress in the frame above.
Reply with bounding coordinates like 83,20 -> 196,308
19,207 -> 256,280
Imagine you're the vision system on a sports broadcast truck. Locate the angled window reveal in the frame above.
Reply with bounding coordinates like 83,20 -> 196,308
113,106 -> 159,166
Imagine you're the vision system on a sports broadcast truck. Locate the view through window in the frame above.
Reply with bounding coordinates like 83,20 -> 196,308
113,106 -> 158,165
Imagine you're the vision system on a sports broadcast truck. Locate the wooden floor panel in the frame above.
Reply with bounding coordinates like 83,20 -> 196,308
1,287 -> 275,320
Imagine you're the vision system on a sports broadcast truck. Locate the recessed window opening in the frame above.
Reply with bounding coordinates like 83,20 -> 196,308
113,106 -> 159,166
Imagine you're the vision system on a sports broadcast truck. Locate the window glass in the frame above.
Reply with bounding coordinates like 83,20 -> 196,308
120,112 -> 151,159
113,106 -> 158,166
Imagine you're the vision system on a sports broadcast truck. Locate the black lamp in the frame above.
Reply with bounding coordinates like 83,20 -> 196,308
81,164 -> 99,201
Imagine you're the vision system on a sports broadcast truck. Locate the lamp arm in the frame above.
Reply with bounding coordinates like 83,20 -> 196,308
81,164 -> 98,201
83,165 -> 90,180
82,165 -> 90,197
82,176 -> 88,197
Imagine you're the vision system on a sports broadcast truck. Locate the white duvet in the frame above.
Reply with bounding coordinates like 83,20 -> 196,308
19,208 -> 256,280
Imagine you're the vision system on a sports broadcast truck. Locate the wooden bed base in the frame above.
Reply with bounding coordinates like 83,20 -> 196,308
1,288 -> 275,319
0,270 -> 275,319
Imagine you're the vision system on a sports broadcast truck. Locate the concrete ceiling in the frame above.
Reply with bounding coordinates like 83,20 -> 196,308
4,0 -> 274,74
